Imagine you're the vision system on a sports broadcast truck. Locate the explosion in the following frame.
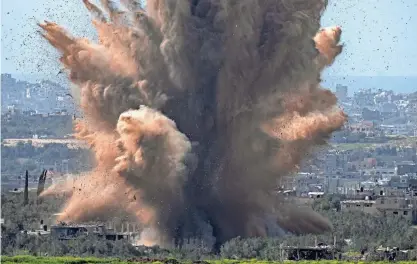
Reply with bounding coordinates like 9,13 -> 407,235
39,0 -> 346,250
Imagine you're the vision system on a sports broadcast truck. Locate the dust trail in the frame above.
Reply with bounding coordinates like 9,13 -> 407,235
39,0 -> 346,249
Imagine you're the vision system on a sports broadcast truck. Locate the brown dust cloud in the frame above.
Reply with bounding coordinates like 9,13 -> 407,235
39,0 -> 347,250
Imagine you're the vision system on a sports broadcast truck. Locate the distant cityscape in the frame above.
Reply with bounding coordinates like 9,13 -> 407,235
1,73 -> 76,115
279,80 -> 417,223
1,72 -> 417,258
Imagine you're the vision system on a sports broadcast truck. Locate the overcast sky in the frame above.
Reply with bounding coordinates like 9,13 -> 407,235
1,0 -> 417,80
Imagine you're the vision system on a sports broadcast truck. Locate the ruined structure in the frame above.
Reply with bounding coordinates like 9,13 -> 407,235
37,169 -> 48,203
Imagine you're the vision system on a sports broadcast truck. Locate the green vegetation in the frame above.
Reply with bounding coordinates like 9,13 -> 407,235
311,195 -> 417,251
1,141 -> 92,176
1,114 -> 73,139
332,136 -> 416,150
3,256 -> 417,264
3,193 -> 417,261
2,255 -> 126,264
332,142 -> 376,151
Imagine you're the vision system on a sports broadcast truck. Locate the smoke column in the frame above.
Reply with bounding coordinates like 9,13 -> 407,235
39,0 -> 346,250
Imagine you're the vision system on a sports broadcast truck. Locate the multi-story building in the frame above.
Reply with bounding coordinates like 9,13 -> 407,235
362,167 -> 396,178
341,199 -> 377,214
340,185 -> 417,222
348,121 -> 377,137
380,124 -> 410,136
336,84 -> 348,102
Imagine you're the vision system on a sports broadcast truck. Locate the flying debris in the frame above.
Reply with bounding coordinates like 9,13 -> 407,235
56,68 -> 66,76
39,0 -> 346,250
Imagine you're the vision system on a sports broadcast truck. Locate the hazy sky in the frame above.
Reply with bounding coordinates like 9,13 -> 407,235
1,0 -> 417,80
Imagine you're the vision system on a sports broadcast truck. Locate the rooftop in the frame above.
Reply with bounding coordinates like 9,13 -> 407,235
341,200 -> 376,204
51,224 -> 106,229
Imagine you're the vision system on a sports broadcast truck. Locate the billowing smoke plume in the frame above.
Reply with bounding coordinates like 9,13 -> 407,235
39,0 -> 346,249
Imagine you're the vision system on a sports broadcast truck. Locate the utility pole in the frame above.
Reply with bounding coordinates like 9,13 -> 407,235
23,170 -> 29,205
